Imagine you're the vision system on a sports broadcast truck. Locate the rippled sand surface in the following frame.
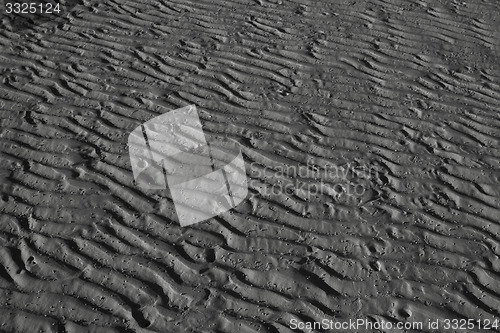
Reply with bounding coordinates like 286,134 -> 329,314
1,0 -> 500,332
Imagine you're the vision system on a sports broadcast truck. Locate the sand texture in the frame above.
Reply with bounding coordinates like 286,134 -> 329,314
1,0 -> 500,332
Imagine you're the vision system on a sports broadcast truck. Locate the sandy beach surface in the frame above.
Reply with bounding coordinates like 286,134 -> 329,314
1,0 -> 500,332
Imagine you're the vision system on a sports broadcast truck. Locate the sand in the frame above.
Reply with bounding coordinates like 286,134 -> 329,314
0,0 -> 500,332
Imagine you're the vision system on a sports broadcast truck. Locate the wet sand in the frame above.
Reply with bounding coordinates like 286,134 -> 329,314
0,0 -> 500,332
